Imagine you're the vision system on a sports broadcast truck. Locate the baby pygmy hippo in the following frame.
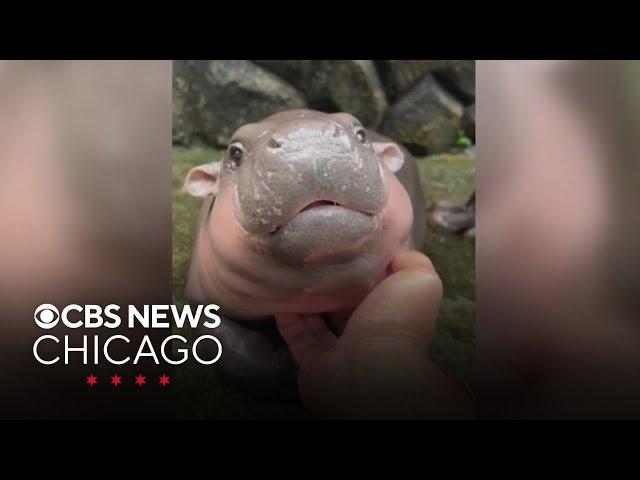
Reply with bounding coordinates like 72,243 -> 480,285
184,109 -> 426,397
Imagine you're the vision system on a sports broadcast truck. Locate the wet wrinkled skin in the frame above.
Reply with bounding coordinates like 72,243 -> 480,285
184,109 -> 425,397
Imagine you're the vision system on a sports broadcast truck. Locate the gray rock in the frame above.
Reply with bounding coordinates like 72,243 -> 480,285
381,74 -> 464,154
325,60 -> 388,127
172,60 -> 210,145
173,60 -> 306,147
254,60 -> 388,127
377,60 -> 475,105
376,60 -> 450,101
462,103 -> 475,140
172,85 -> 188,145
436,60 -> 475,103
252,60 -> 329,107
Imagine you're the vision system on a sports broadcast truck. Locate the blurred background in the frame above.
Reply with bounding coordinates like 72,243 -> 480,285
0,60 -> 173,418
171,60 -> 476,418
477,60 -> 640,418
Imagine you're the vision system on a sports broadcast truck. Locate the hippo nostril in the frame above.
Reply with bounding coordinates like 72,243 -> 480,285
268,137 -> 282,149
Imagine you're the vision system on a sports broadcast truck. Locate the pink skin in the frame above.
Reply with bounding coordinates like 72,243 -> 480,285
187,165 -> 414,319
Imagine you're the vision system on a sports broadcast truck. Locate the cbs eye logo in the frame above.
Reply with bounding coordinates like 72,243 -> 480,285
34,304 -> 60,329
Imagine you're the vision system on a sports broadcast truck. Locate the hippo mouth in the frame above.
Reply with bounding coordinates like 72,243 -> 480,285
299,200 -> 344,213
269,200 -> 376,235
267,199 -> 380,267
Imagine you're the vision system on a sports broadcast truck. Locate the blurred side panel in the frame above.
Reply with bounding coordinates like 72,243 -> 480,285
476,60 -> 640,417
0,60 -> 173,418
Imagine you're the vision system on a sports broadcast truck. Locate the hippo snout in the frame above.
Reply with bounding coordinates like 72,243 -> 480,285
233,121 -> 388,235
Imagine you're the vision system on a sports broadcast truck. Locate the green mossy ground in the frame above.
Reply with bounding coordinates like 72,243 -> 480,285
172,147 -> 475,417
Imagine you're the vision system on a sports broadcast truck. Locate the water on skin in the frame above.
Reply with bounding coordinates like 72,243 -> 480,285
172,147 -> 475,418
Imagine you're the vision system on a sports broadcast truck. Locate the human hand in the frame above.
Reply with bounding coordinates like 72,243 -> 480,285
275,251 -> 472,418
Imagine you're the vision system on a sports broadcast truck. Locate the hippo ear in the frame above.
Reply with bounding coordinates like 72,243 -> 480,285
373,142 -> 405,173
184,162 -> 222,198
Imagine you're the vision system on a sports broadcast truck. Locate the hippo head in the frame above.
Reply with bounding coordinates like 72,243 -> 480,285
185,110 -> 414,315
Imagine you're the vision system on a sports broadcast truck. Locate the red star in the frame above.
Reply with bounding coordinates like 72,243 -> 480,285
86,374 -> 98,387
134,374 -> 146,386
110,374 -> 122,387
158,374 -> 170,387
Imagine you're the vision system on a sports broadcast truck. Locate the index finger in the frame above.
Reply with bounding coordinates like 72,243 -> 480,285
341,250 -> 443,347
389,250 -> 438,276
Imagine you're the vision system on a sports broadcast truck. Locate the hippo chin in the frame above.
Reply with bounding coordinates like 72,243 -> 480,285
183,109 -> 425,398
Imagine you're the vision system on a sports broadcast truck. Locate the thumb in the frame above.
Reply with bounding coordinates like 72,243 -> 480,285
341,251 -> 443,349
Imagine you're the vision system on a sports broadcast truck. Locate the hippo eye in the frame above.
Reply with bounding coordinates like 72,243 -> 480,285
355,128 -> 367,144
228,143 -> 244,170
